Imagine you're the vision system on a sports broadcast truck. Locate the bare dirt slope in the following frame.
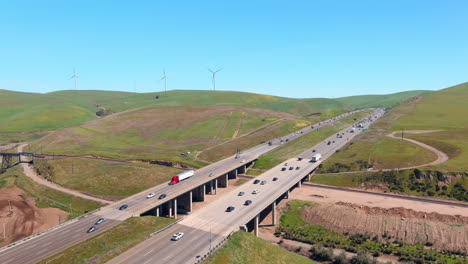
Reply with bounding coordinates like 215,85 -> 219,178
0,186 -> 68,247
302,202 -> 467,252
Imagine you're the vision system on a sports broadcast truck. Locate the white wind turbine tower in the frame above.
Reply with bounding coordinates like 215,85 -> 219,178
69,68 -> 79,89
208,68 -> 222,90
161,69 -> 167,96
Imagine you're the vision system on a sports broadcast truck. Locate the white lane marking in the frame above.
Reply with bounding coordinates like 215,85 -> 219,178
143,249 -> 155,256
143,258 -> 154,264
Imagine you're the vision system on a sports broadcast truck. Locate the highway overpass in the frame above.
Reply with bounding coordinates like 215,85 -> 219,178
108,109 -> 386,264
0,109 -> 370,264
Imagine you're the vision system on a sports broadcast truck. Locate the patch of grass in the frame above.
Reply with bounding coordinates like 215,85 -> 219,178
39,216 -> 175,264
0,133 -> 48,145
0,166 -> 101,219
245,169 -> 264,176
234,179 -> 248,186
336,90 -> 429,109
310,174 -> 361,187
203,231 -> 315,264
34,158 -> 182,198
279,200 -> 467,264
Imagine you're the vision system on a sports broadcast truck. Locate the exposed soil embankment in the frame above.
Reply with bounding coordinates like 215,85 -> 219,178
0,186 -> 68,247
143,159 -> 196,169
301,202 -> 468,253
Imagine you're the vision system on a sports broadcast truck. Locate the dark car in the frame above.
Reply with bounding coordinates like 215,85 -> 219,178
327,141 -> 331,145
159,194 -> 167,199
226,206 -> 235,212
96,218 -> 106,225
332,141 -> 335,143
87,225 -> 97,233
281,167 -> 286,171
119,204 -> 128,210
296,166 -> 300,170
273,177 -> 278,181
253,179 -> 260,184
312,149 -> 316,152
289,167 -> 294,170
244,200 -> 252,206
298,157 -> 303,161
238,192 -> 245,196
285,139 -> 289,142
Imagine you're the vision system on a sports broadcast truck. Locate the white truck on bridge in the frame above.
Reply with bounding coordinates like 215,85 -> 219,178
311,153 -> 322,162
170,170 -> 194,185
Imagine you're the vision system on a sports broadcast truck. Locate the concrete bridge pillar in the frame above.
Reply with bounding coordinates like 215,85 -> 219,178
254,214 -> 259,237
272,201 -> 277,226
297,180 -> 302,188
177,191 -> 193,214
218,174 -> 228,188
173,198 -> 177,219
214,179 -> 218,194
284,190 -> 290,199
193,185 -> 206,202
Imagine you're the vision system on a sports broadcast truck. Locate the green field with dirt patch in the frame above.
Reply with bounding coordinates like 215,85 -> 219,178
203,231 -> 315,264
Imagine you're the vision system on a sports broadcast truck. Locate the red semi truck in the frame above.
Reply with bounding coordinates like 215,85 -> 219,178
170,170 -> 194,185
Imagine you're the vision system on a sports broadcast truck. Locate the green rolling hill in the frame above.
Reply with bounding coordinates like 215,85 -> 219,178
0,88 -> 430,133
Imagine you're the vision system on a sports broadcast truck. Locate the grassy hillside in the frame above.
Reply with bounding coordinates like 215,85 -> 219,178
319,97 -> 440,173
335,90 -> 429,109
0,88 -> 430,134
391,82 -> 468,171
29,106 -> 295,166
204,232 -> 314,264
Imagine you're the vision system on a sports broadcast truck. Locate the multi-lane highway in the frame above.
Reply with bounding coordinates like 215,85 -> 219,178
108,109 -> 385,264
0,109 -> 368,264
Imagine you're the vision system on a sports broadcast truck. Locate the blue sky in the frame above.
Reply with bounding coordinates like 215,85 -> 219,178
0,0 -> 466,98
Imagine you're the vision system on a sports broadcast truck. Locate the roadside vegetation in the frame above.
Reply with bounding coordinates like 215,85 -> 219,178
278,200 -> 467,264
203,231 -> 315,264
34,158 -> 182,198
254,110 -> 373,169
311,169 -> 468,201
0,132 -> 48,146
38,216 -> 175,264
0,166 -> 101,219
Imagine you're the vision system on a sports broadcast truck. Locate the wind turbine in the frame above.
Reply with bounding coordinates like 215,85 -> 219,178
161,69 -> 167,96
69,68 -> 79,89
208,68 -> 222,90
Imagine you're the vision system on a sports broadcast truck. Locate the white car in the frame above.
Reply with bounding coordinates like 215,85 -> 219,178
252,189 -> 259,194
171,232 -> 184,241
146,193 -> 155,199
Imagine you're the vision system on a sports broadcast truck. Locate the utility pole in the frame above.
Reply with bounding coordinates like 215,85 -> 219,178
401,129 -> 404,141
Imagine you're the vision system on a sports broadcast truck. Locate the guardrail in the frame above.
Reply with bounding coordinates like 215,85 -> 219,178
193,231 -> 236,264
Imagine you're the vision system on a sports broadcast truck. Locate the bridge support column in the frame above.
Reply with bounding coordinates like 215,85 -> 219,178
193,185 -> 206,202
284,190 -> 289,199
169,202 -> 173,217
307,173 -> 311,182
297,180 -> 301,188
272,201 -> 277,226
173,198 -> 177,219
189,191 -> 192,213
254,214 -> 259,237
214,179 -> 218,194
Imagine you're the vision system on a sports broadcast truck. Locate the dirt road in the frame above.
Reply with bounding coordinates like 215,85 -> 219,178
16,144 -> 110,204
387,130 -> 449,168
